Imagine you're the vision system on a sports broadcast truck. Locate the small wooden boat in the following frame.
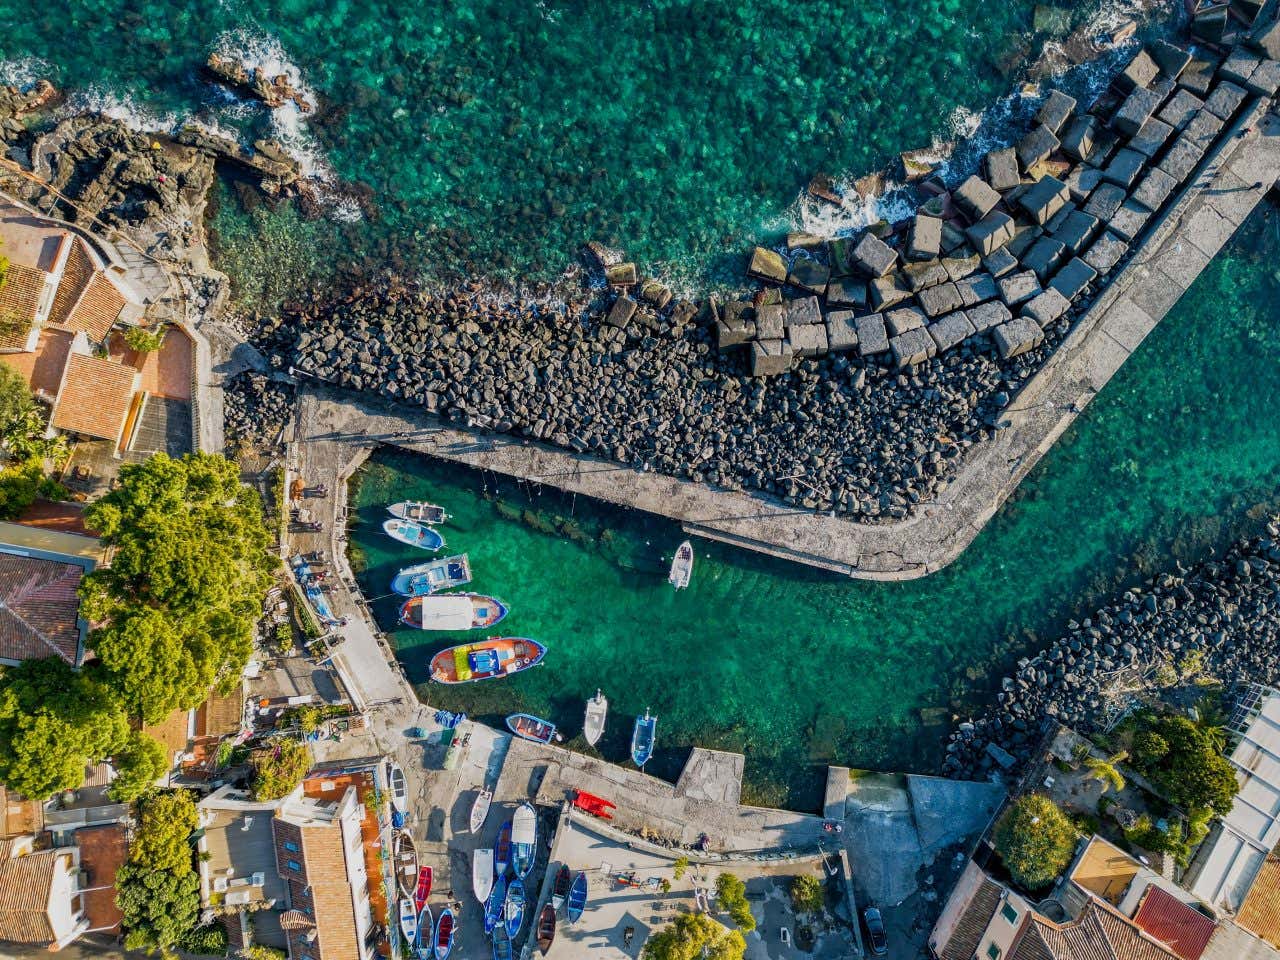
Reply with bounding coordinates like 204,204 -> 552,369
392,554 -> 472,596
433,907 -> 454,960
495,820 -> 512,875
394,831 -> 418,900
631,710 -> 657,768
389,500 -> 450,525
504,878 -> 526,939
572,790 -> 616,820
537,903 -> 557,954
491,923 -> 513,960
552,864 -> 571,909
473,847 -> 495,902
507,713 -> 562,744
416,905 -> 433,953
398,898 -> 418,946
566,871 -> 588,923
384,517 -> 445,552
583,689 -> 607,746
512,802 -> 537,879
413,866 -> 433,914
400,593 -> 509,630
430,637 -> 546,684
470,788 -> 493,833
668,540 -> 694,589
484,873 -> 507,934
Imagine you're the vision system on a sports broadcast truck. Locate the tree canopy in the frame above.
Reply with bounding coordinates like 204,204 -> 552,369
0,658 -> 129,800
641,913 -> 746,960
1132,714 -> 1238,816
252,737 -> 312,801
993,794 -> 1078,891
715,872 -> 756,933
129,790 -> 198,873
108,730 -> 169,803
790,874 -> 824,914
82,453 -> 275,723
0,363 -> 34,435
117,790 -> 200,956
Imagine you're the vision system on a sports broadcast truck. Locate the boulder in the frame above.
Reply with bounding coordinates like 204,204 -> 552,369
907,214 -> 944,261
928,310 -> 976,353
891,327 -> 937,367
750,339 -> 792,376
1102,148 -> 1147,189
953,175 -> 1002,221
918,282 -> 964,318
1049,257 -> 1098,300
1036,89 -> 1077,134
985,147 -> 1021,192
747,246 -> 788,284
1157,89 -> 1204,131
788,258 -> 830,295
968,300 -> 1013,333
1083,230 -> 1129,276
851,232 -> 899,277
998,270 -> 1042,307
993,317 -> 1046,359
965,211 -> 1016,256
855,313 -> 891,356
886,305 -> 927,335
824,310 -> 860,352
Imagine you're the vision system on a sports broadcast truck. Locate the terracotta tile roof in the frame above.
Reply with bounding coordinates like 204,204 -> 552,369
0,845 -> 64,943
0,263 -> 47,348
0,551 -> 85,665
47,236 -> 93,329
940,869 -> 1004,960
1132,887 -> 1217,960
15,499 -> 91,537
76,823 -> 127,933
50,352 -> 138,441
64,273 -> 125,343
280,909 -> 314,931
1016,899 -> 1186,960
1236,856 -> 1280,952
141,708 -> 191,764
195,683 -> 245,739
0,327 -> 73,398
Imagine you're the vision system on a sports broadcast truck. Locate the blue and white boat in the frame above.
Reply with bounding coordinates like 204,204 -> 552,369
415,905 -> 433,956
432,907 -> 454,960
511,802 -> 537,878
484,873 -> 507,935
504,878 -> 526,939
631,709 -> 657,768
392,554 -> 472,596
384,517 -> 445,552
491,924 -> 513,960
566,870 -> 588,923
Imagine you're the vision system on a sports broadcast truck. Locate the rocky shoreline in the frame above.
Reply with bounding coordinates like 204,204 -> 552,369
943,517 -> 1280,779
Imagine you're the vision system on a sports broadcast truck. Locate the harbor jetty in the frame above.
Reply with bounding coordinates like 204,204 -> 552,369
247,16 -> 1280,578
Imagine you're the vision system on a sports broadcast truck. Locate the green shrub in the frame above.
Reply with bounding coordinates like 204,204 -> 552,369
251,738 -> 311,800
1131,714 -> 1237,815
641,913 -> 745,960
123,325 -> 165,353
1132,730 -> 1170,768
178,923 -> 228,956
993,795 -> 1078,891
673,856 -> 689,881
715,873 -> 756,933
790,874 -> 824,914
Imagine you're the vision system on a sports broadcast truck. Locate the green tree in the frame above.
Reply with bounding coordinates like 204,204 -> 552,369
1084,751 -> 1129,794
252,738 -> 312,801
641,913 -> 746,960
1141,715 -> 1238,816
993,794 -> 1078,890
123,325 -> 165,354
672,855 -> 689,881
116,863 -> 200,956
0,658 -> 129,800
82,453 -> 275,723
0,461 -> 43,520
790,874 -> 824,913
715,873 -> 756,933
177,923 -> 228,955
1131,730 -> 1169,768
108,730 -> 169,803
130,790 -> 198,873
0,363 -> 35,432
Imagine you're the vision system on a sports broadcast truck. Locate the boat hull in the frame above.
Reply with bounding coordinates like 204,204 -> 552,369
473,848 -> 494,902
506,712 -> 558,744
537,904 -> 556,954
433,908 -> 454,960
512,803 -> 537,878
430,638 -> 546,684
495,821 -> 512,875
631,712 -> 657,768
484,874 -> 507,935
389,501 -> 449,525
399,899 -> 418,946
391,554 -> 472,596
413,866 -> 433,914
583,691 -> 607,746
470,788 -> 492,833
566,871 -> 588,923
394,831 -> 418,901
505,879 -> 525,939
384,518 -> 446,552
669,540 -> 694,589
400,594 -> 509,630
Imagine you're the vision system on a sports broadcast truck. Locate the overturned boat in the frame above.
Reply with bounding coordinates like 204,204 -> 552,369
429,638 -> 546,684
399,594 -> 509,631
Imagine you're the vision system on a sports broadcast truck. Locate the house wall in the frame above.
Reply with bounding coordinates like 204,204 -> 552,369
47,852 -> 89,949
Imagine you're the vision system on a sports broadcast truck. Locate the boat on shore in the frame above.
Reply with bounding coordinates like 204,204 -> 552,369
399,594 -> 509,630
512,802 -> 537,878
504,878 -> 526,939
484,873 -> 507,934
398,898 -> 418,947
392,554 -> 472,596
433,907 -> 454,960
473,847 -> 494,902
495,820 -> 512,875
416,904 -> 433,956
572,790 -> 616,820
389,501 -> 450,525
583,689 -> 607,746
491,923 -> 513,960
566,871 -> 588,923
394,831 -> 418,900
631,710 -> 657,768
388,761 -> 408,813
668,540 -> 694,588
430,637 -> 546,684
384,517 -> 446,552
413,866 -> 433,914
470,788 -> 492,833
537,904 -> 556,954
552,864 -> 571,910
506,713 -> 561,744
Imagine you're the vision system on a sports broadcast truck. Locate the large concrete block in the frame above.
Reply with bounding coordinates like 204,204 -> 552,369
826,277 -> 867,308
1131,167 -> 1177,212
890,327 -> 937,367
968,300 -> 1012,333
965,212 -> 1016,256
998,270 -> 1042,307
918,282 -> 964,318
824,310 -> 860,352
1083,230 -> 1129,276
1109,200 -> 1152,242
1158,89 -> 1204,131
1178,57 -> 1217,96
985,147 -> 1021,192
1018,175 -> 1070,226
1157,135 -> 1205,183
1250,12 -> 1280,59
1021,236 -> 1067,281
1117,49 -> 1160,92
1060,116 -> 1098,161
1065,165 -> 1104,203
1083,182 -> 1126,220
1220,48 -> 1263,87
855,313 -> 890,356
1128,118 -> 1173,159
953,175 -> 1002,221
1051,210 -> 1100,254
751,338 -> 792,376
1113,86 -> 1164,137
1102,148 -> 1148,189
886,305 -> 927,336
851,232 -> 899,277
869,274 -> 912,309
755,302 -> 785,340
942,253 -> 981,282
747,246 -> 788,284
1036,90 -> 1077,135
1049,257 -> 1098,300
982,248 -> 1019,278
1203,81 -> 1247,120
1183,109 -> 1224,148
903,260 -> 950,292
907,214 -> 944,261
607,295 -> 638,328
1017,124 -> 1061,171
956,272 -> 998,306
992,317 -> 1045,359
928,310 -> 976,353
788,258 -> 830,295
1245,58 -> 1280,97
785,295 -> 823,327
1021,288 -> 1072,325
1150,39 -> 1192,80
788,323 -> 829,358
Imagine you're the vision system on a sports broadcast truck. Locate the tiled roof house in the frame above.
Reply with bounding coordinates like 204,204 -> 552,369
0,836 -> 89,949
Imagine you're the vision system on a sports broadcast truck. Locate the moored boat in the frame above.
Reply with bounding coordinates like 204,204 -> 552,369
388,761 -> 408,812
495,820 -> 512,875
470,788 -> 492,833
433,907 -> 454,960
668,540 -> 694,589
552,864 -> 571,910
491,923 -> 513,960
537,904 -> 556,954
413,866 -> 433,914
484,873 -> 507,935
504,878 -> 526,939
394,831 -> 418,900
430,637 -> 546,684
631,710 -> 657,768
400,593 -> 509,630
566,870 -> 588,923
392,554 -> 472,596
384,517 -> 446,552
583,689 -> 607,746
398,898 -> 418,947
512,802 -> 537,879
389,500 -> 450,525
506,713 -> 561,744
473,847 -> 494,902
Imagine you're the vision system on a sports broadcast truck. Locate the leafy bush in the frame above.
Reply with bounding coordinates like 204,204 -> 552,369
243,946 -> 286,960
673,856 -> 689,881
123,325 -> 165,353
993,794 -> 1078,891
117,790 -> 201,955
1132,730 -> 1170,767
715,873 -> 756,933
790,874 -> 824,914
177,922 -> 228,956
108,730 -> 169,803
1130,714 -> 1237,815
641,913 -> 745,960
251,738 -> 312,800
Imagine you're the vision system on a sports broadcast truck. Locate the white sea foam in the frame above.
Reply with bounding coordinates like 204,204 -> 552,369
61,87 -> 184,135
0,56 -> 55,91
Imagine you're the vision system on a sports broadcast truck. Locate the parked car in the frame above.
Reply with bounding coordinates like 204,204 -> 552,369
864,906 -> 888,956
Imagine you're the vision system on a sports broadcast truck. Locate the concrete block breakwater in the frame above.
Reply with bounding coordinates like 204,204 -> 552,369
265,14 -> 1280,575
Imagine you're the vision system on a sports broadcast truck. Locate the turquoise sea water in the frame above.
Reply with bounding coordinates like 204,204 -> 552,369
350,205 -> 1280,810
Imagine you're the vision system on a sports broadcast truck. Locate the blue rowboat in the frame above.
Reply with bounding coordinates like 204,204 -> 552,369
432,907 -> 454,960
384,517 -> 445,552
506,713 -> 561,745
504,878 -> 526,939
631,709 -> 657,768
566,870 -> 588,923
511,802 -> 537,879
391,554 -> 472,596
416,905 -> 433,953
491,924 -> 513,960
484,873 -> 507,935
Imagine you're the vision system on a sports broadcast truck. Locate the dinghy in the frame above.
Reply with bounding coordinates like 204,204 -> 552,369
399,593 -> 509,630
388,761 -> 408,812
416,905 -> 433,954
583,689 -> 608,746
391,554 -> 472,596
491,923 -> 513,960
394,831 -> 418,900
506,713 -> 561,744
668,540 -> 694,589
566,870 -> 588,923
473,847 -> 495,903
433,908 -> 454,960
413,866 -> 433,914
470,788 -> 493,833
552,864 -> 571,910
512,802 -> 537,878
389,501 -> 450,525
383,517 -> 445,552
504,878 -> 526,939
484,873 -> 507,935
430,637 -> 546,684
398,898 -> 418,947
631,710 -> 657,768
537,904 -> 557,954
495,820 -> 512,875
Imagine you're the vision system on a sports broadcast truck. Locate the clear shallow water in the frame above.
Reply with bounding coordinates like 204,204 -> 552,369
349,206 -> 1280,810
1,0 -> 1147,298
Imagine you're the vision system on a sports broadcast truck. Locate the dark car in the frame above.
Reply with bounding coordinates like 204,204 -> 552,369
864,906 -> 888,956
